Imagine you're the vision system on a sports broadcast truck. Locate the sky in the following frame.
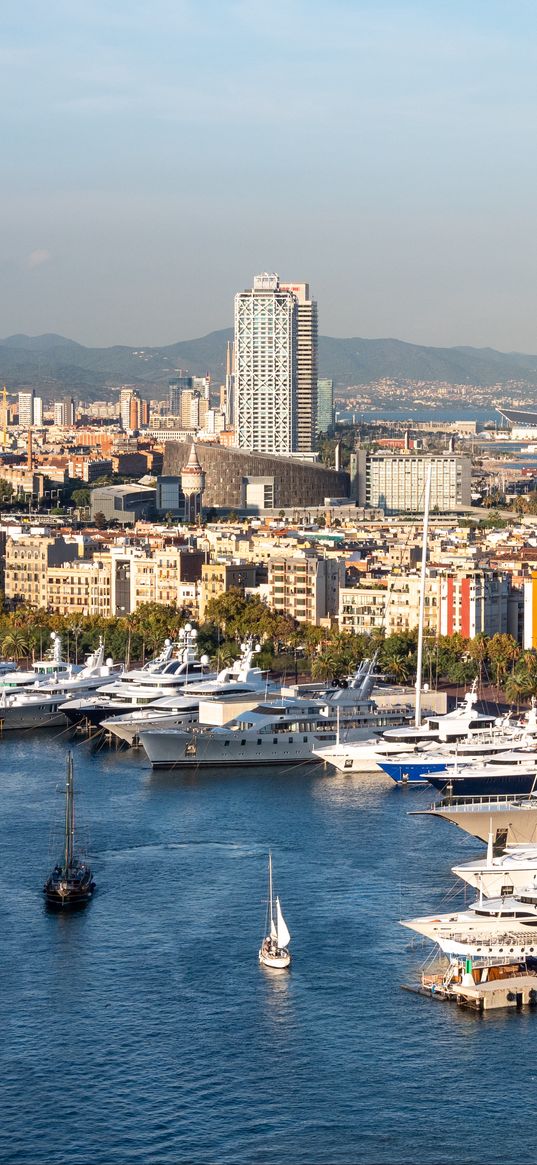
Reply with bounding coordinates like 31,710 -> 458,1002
2,0 -> 537,350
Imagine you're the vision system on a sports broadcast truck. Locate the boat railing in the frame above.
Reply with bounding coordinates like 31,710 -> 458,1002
426,793 -> 537,813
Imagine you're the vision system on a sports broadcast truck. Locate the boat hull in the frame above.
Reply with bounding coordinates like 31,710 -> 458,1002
259,947 -> 291,969
0,706 -> 67,731
428,771 -> 537,798
380,760 -> 450,785
140,728 -> 334,768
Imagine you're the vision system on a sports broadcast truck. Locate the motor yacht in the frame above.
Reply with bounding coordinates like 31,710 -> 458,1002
0,638 -> 121,731
453,844 -> 537,899
402,886 -> 537,960
381,683 -> 507,749
100,641 -> 270,746
138,673 -> 412,769
0,632 -> 76,694
61,626 -> 213,728
417,793 -> 537,846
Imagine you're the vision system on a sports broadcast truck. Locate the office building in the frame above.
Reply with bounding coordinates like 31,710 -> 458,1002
317,379 -> 334,434
168,372 -> 192,415
354,450 -> 472,513
234,273 -> 317,456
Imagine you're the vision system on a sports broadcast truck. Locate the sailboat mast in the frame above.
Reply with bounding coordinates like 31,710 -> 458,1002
415,464 -> 432,729
268,852 -> 274,930
64,752 -> 74,871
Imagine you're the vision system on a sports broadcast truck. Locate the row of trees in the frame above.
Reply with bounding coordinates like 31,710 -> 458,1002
0,589 -> 535,700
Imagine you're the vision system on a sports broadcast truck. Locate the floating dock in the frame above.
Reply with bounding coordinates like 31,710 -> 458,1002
407,956 -> 537,1012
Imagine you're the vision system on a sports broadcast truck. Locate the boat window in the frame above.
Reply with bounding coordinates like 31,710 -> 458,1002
289,737 -> 293,743
273,738 -> 278,744
241,740 -> 246,746
304,737 -> 308,743
344,760 -> 353,768
224,741 -> 229,747
257,739 -> 262,745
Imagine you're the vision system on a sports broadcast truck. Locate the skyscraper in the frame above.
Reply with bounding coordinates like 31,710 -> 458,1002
280,282 -> 318,454
317,378 -> 334,434
233,273 -> 318,456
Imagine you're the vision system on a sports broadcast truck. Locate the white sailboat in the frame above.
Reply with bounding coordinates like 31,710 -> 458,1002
259,853 -> 291,969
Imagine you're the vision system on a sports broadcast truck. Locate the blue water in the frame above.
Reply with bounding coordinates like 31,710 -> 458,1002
1,732 -> 537,1164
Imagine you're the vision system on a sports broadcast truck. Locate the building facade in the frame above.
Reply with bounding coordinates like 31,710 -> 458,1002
317,379 -> 334,434
268,553 -> 344,625
234,273 -> 318,456
355,451 -> 472,513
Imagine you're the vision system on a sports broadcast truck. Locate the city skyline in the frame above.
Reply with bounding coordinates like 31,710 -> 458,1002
2,2 -> 537,350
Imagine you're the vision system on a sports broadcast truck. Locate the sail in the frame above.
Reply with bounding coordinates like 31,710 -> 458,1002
276,897 -> 291,947
270,918 -> 278,942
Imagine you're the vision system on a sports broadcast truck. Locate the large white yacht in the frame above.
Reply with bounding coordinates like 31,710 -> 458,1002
0,638 -> 121,730
61,626 -> 213,728
419,793 -> 537,845
0,632 -> 76,693
138,670 -> 413,769
100,641 -> 271,746
402,887 -> 537,960
453,844 -> 537,899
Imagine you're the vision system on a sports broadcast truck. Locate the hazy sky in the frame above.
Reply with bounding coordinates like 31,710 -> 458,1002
2,0 -> 537,350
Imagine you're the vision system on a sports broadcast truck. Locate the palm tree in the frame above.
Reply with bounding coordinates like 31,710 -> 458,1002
1,629 -> 29,662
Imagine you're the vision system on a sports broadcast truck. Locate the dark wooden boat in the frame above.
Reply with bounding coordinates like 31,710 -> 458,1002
43,752 -> 95,908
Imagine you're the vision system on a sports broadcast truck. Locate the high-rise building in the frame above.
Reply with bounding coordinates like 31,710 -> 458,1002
18,390 -> 34,427
234,273 -> 318,456
317,379 -> 334,434
32,396 -> 43,427
53,397 -> 76,427
280,282 -> 318,453
120,388 -> 134,430
168,372 -> 192,415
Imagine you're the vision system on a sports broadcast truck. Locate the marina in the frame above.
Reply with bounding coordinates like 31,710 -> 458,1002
2,729 -> 537,1163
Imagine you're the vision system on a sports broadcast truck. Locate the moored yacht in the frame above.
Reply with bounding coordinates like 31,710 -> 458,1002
0,638 -> 121,731
453,842 -> 537,899
61,626 -> 213,728
402,886 -> 537,960
100,640 -> 269,746
139,677 -> 410,768
417,793 -> 537,846
0,632 -> 75,693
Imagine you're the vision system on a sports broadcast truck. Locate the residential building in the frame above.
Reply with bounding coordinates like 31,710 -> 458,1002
168,373 -> 192,415
5,534 -> 79,608
338,575 -> 441,636
18,391 -> 34,427
46,557 -> 113,616
268,553 -> 345,625
33,396 -> 43,427
199,561 -> 260,620
234,273 -> 317,456
440,569 -> 516,638
354,450 -> 472,513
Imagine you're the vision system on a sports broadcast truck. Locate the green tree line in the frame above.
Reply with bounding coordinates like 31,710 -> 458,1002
0,588 -> 535,700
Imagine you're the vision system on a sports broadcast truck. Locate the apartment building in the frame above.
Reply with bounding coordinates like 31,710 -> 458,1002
338,575 -> 441,636
47,558 -> 113,617
440,569 -> 520,639
268,553 -> 344,625
199,562 -> 260,621
5,534 -> 79,608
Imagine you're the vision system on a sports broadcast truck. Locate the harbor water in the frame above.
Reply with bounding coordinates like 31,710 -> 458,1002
2,731 -> 537,1165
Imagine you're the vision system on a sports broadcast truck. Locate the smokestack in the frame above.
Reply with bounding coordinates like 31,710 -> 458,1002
404,429 -> 410,451
335,441 -> 341,472
27,427 -> 33,470
448,435 -> 455,453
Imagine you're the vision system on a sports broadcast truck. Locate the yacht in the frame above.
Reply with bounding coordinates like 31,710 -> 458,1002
402,887 -> 537,960
0,632 -> 76,693
100,641 -> 270,746
416,793 -> 537,846
315,731 -> 519,779
0,639 -> 121,731
139,676 -> 411,769
381,683 -> 507,748
453,843 -> 537,899
381,741 -> 537,789
61,626 -> 213,728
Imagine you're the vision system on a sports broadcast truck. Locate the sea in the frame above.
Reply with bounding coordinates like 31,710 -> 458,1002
1,732 -> 537,1165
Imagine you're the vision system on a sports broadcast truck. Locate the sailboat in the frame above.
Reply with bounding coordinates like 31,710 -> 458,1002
43,752 -> 95,908
259,853 -> 291,969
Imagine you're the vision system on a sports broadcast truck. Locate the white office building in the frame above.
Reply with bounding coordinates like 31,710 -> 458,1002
354,450 -> 472,513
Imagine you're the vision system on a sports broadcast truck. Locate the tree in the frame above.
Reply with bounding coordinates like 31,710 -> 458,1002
487,633 -> 521,689
1,629 -> 29,661
0,478 -> 14,504
71,488 -> 90,509
93,511 -> 107,530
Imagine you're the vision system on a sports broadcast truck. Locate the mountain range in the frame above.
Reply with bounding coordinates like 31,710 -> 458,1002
2,329 -> 537,398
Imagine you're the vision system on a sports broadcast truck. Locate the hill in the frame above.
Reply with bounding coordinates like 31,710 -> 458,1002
2,329 -> 537,398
